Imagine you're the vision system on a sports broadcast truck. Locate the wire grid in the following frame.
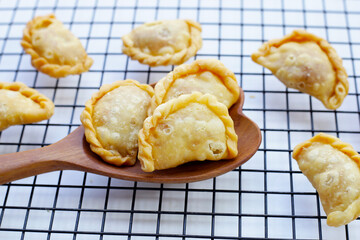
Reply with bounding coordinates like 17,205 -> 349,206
0,0 -> 360,239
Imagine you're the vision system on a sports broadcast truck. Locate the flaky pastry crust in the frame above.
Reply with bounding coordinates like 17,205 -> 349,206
149,59 -> 240,114
0,81 -> 54,131
21,14 -> 93,78
80,80 -> 154,166
252,29 -> 348,109
122,19 -> 202,66
293,133 -> 360,227
138,92 -> 238,172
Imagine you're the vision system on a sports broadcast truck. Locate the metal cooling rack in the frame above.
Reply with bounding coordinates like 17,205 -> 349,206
1,0 -> 360,239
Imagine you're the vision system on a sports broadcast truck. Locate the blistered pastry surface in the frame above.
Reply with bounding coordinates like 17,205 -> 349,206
150,102 -> 227,170
150,59 -> 239,114
256,42 -> 336,100
122,19 -> 202,66
80,80 -> 154,166
0,82 -> 54,131
163,71 -> 235,108
293,133 -> 360,226
21,14 -> 93,78
93,86 -> 151,160
138,92 -> 238,172
252,29 -> 348,109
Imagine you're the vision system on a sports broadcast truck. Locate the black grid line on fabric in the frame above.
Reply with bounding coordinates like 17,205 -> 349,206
338,1 -> 359,238
0,0 -> 21,228
316,1 -> 329,238
282,0 -> 296,238
12,1 -> 57,237
343,1 -> 360,142
95,3 -> 118,240
237,1 -> 244,238
0,0 -> 360,240
67,1 -> 97,239
1,5 -> 360,14
259,1 -> 268,239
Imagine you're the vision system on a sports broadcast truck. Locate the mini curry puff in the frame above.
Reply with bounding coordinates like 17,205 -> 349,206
293,133 -> 360,227
21,14 -> 93,78
150,59 -> 240,114
252,29 -> 348,110
80,80 -> 154,166
122,19 -> 202,66
0,82 -> 54,131
138,92 -> 238,172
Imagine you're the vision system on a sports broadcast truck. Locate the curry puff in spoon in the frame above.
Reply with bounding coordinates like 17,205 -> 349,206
252,29 -> 348,109
149,59 -> 240,114
0,82 -> 54,131
80,80 -> 154,166
293,133 -> 360,227
122,19 -> 202,66
21,14 -> 93,78
138,92 -> 238,172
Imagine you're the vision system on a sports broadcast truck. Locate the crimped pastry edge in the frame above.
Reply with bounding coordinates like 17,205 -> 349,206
122,19 -> 202,67
0,81 -> 54,131
251,29 -> 348,110
138,91 -> 238,172
149,58 -> 240,115
21,14 -> 93,78
293,133 -> 360,227
80,79 -> 154,166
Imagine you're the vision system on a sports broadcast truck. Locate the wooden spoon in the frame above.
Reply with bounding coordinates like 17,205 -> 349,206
0,87 -> 261,185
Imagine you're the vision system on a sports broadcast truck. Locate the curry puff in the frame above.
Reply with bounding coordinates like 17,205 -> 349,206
293,133 -> 360,227
80,80 -> 154,166
138,92 -> 238,172
122,19 -> 202,66
0,82 -> 54,131
252,29 -> 348,109
150,59 -> 240,114
21,14 -> 93,78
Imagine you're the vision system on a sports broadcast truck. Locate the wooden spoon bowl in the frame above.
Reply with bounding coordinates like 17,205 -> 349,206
0,87 -> 261,184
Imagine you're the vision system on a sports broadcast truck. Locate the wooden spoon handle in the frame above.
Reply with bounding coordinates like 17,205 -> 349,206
0,145 -> 68,184
0,127 -> 87,185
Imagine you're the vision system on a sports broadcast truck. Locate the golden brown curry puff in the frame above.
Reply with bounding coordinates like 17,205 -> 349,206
80,80 -> 154,166
122,19 -> 202,66
293,133 -> 360,227
138,92 -> 238,172
21,14 -> 93,78
252,29 -> 348,109
0,81 -> 54,131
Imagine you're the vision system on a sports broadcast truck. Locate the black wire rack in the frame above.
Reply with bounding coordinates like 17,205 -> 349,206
1,0 -> 360,239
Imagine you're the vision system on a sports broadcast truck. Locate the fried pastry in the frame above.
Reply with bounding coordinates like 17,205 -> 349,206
150,59 -> 240,114
80,80 -> 154,166
252,29 -> 348,109
293,133 -> 360,227
122,19 -> 202,66
0,82 -> 54,131
138,92 -> 238,172
21,14 -> 93,78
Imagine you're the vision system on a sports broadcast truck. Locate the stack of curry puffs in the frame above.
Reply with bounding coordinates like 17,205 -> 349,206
80,59 -> 240,172
81,19 -> 242,171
